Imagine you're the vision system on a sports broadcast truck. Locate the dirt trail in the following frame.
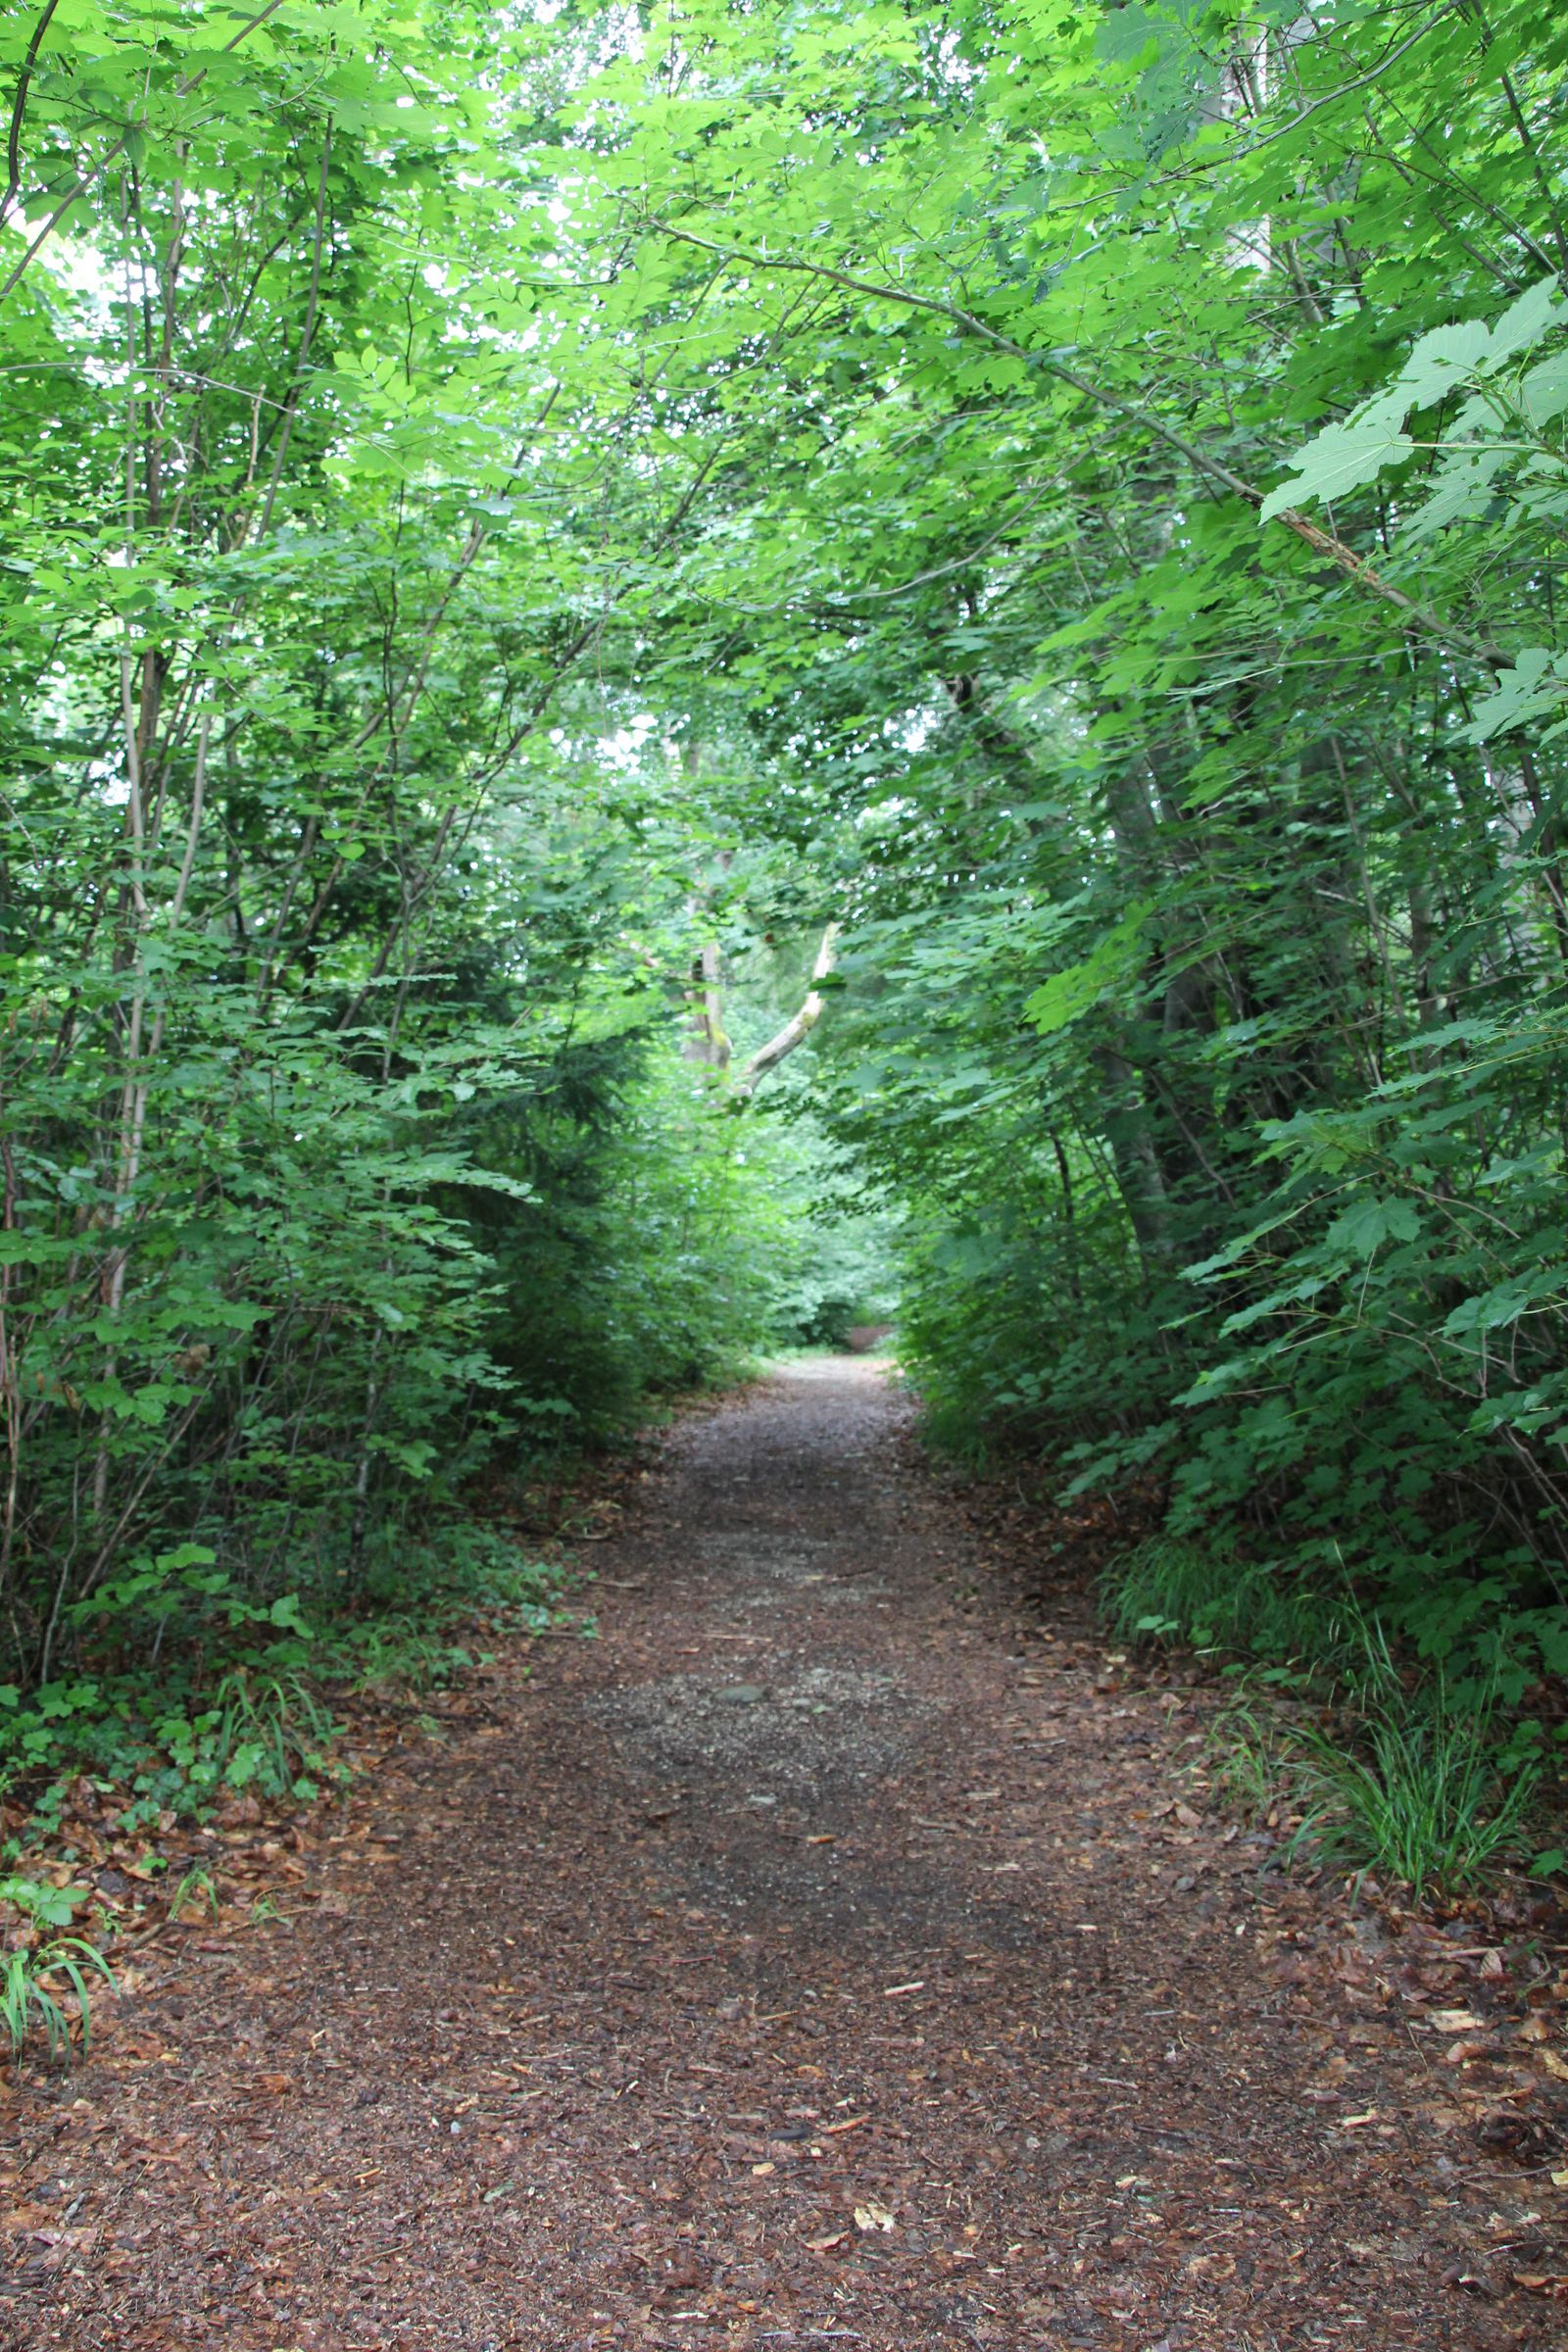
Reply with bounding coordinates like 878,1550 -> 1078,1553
5,1364 -> 1558,2348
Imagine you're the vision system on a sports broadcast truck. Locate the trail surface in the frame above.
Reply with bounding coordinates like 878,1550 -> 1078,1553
6,1365 -> 1558,2348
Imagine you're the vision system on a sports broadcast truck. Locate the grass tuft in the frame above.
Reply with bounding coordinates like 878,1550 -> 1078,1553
1206,1631 -> 1541,1902
1102,1534 -> 1349,1671
0,1880 -> 116,2064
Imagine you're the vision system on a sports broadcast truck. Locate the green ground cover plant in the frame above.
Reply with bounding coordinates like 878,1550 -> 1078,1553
1206,1650 -> 1545,1905
0,1529 -> 572,1828
0,1875 -> 115,2061
1102,1537 -> 1350,1675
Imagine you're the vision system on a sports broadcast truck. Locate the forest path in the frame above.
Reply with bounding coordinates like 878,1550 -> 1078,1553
10,1365 -> 1550,2350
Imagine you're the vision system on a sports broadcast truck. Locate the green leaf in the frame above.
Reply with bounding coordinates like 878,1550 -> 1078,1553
1323,1199 -> 1423,1257
1024,901 -> 1152,1034
1463,648 -> 1568,743
1487,275 -> 1566,366
1261,403 -> 1414,520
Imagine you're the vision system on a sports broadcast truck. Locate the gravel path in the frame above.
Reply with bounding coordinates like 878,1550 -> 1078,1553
4,1362 -> 1560,2348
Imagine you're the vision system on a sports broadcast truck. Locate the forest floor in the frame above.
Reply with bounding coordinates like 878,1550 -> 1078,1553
5,1360 -> 1568,2350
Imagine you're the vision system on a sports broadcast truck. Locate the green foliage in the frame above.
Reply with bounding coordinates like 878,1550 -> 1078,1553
0,1936 -> 115,2065
1212,1646 -> 1544,1904
0,1875 -> 89,1933
168,1865 -> 219,1924
0,1879 -> 115,2063
653,0 -> 1568,1743
0,1525 -> 573,1821
1290,1701 -> 1541,1901
0,0 -> 844,1789
465,1037 -> 794,1437
1102,1538 -> 1349,1672
734,1072 -> 901,1351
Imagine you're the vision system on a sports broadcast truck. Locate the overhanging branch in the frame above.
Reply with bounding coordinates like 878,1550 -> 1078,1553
648,220 -> 1505,670
735,922 -> 840,1099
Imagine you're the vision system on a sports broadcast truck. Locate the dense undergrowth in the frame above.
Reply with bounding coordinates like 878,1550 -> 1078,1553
1102,1540 -> 1557,1900
0,1525 -> 565,1828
